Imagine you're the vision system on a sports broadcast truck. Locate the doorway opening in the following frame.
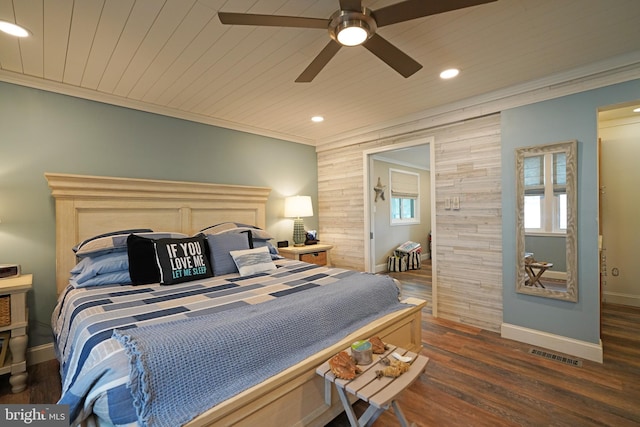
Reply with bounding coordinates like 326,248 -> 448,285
598,100 -> 640,310
363,137 -> 436,315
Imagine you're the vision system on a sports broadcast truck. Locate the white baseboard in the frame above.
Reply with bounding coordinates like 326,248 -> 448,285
26,343 -> 56,366
603,291 -> 640,308
501,323 -> 603,363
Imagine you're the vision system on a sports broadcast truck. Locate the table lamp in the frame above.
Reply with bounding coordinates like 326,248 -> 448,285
284,196 -> 313,246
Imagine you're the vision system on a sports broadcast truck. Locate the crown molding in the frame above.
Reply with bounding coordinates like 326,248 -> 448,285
0,70 -> 315,146
2,49 -> 639,151
315,50 -> 640,152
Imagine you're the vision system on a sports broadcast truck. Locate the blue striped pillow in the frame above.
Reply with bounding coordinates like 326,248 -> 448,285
230,246 -> 276,277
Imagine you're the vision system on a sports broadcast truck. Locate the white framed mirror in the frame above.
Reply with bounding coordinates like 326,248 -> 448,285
516,140 -> 577,301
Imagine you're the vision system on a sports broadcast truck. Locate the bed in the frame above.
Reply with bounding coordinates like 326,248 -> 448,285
46,173 -> 425,427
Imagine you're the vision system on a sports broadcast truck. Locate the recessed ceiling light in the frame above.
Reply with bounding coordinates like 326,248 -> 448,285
311,116 -> 324,123
633,107 -> 640,113
0,21 -> 30,37
440,68 -> 460,79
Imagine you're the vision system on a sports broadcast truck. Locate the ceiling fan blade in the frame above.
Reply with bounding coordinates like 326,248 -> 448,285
339,0 -> 362,11
218,12 -> 328,29
363,33 -> 422,78
373,0 -> 497,27
295,41 -> 342,83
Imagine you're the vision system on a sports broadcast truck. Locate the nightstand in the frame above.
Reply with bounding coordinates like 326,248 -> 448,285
0,274 -> 32,393
279,244 -> 333,266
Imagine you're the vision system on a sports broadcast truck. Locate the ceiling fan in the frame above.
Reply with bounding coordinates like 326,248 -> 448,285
218,0 -> 496,82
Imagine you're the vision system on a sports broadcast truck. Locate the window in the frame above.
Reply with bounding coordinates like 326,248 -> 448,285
523,152 -> 566,233
390,169 -> 419,225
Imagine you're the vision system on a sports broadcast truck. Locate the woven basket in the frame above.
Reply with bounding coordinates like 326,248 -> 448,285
0,295 -> 10,327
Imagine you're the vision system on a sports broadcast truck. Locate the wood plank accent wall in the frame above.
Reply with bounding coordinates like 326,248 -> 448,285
433,115 -> 503,331
317,114 -> 503,331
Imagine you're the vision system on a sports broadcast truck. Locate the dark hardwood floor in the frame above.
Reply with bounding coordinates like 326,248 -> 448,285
0,357 -> 61,404
2,261 -> 639,426
331,261 -> 640,426
390,260 -> 433,317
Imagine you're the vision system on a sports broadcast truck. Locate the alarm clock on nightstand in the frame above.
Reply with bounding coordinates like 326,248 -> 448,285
0,264 -> 21,279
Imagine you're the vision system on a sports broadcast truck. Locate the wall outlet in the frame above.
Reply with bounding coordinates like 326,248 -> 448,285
453,196 -> 460,210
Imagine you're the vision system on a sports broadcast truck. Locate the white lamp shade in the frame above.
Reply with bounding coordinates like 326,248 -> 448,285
284,196 -> 313,218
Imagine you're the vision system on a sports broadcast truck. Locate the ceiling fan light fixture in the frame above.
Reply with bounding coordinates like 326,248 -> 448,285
329,9 -> 376,47
0,20 -> 30,37
336,22 -> 369,46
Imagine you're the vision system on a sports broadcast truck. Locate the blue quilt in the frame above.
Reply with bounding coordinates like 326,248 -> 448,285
52,260 -> 408,426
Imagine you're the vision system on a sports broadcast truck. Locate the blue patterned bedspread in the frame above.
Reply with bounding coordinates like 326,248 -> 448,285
52,259 -> 407,426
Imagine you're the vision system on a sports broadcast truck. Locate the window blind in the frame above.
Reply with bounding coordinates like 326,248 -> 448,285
524,155 -> 544,196
553,152 -> 567,195
390,170 -> 419,198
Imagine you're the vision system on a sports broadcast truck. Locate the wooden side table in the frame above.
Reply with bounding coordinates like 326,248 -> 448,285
0,274 -> 32,393
316,344 -> 428,427
279,243 -> 333,266
525,261 -> 553,288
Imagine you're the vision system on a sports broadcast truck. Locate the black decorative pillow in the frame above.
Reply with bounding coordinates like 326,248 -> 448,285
127,234 -> 160,285
127,234 -> 213,285
154,234 -> 213,285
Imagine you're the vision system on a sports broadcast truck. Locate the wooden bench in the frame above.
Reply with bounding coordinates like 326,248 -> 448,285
316,344 -> 429,427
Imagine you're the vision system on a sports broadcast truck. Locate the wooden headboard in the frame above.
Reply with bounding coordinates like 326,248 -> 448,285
46,173 -> 271,294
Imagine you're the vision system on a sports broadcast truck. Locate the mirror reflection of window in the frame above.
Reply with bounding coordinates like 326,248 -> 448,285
523,153 -> 567,234
554,152 -> 567,230
524,195 -> 541,228
516,139 -> 577,302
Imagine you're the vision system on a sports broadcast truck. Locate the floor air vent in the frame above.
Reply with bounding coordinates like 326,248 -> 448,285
528,348 -> 583,367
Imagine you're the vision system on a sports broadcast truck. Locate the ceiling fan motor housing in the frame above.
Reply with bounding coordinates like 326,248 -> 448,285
329,8 -> 377,46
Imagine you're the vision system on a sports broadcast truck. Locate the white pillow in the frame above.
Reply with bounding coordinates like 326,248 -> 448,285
230,246 -> 276,277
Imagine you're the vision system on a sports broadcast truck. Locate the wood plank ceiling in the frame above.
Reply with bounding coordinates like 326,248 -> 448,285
0,0 -> 639,146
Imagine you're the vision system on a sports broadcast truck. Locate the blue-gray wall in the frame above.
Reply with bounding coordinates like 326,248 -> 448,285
0,81 -> 318,347
501,79 -> 640,344
4,76 -> 639,350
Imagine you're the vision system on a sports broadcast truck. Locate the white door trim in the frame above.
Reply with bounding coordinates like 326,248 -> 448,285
362,136 -> 437,316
